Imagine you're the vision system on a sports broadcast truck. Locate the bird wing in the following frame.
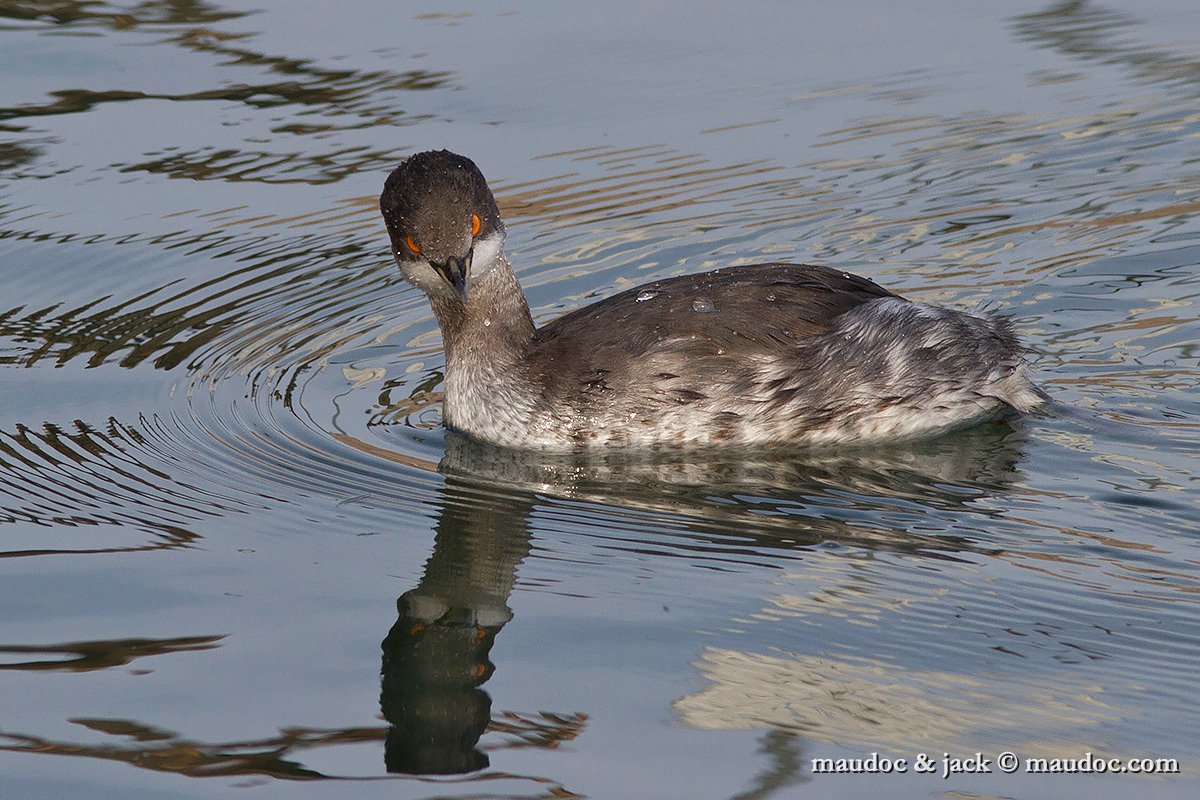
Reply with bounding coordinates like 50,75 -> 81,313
534,262 -> 895,356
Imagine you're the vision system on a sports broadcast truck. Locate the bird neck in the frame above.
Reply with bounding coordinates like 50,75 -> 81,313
429,257 -> 538,440
431,256 -> 535,361
428,257 -> 539,437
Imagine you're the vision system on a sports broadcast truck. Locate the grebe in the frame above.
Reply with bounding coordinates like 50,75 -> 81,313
379,150 -> 1044,450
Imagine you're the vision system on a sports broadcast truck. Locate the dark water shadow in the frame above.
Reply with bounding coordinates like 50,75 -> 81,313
0,0 -> 452,183
0,721 -> 389,783
1013,0 -> 1200,93
0,634 -> 224,672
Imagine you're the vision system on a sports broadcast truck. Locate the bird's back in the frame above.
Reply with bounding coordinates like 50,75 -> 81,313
534,263 -> 894,357
522,263 -> 926,447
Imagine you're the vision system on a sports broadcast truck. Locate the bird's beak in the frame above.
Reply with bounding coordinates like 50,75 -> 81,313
432,249 -> 472,302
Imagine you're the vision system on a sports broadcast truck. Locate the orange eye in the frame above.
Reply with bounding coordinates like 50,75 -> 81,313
404,235 -> 421,255
470,214 -> 481,236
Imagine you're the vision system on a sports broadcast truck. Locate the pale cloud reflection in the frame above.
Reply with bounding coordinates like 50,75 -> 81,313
675,644 -> 1121,760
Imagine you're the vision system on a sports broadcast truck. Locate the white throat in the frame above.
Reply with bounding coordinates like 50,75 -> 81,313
470,231 -> 505,280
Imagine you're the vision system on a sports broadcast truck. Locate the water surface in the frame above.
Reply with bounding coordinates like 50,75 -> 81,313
2,1 -> 1199,798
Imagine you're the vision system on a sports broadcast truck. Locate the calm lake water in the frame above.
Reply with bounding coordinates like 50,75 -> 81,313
2,1 -> 1199,798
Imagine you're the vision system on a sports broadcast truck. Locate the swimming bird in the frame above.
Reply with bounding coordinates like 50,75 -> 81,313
379,150 -> 1044,450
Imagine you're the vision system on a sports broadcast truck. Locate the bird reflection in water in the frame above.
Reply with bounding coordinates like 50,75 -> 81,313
380,469 -> 533,775
379,421 -> 1031,776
